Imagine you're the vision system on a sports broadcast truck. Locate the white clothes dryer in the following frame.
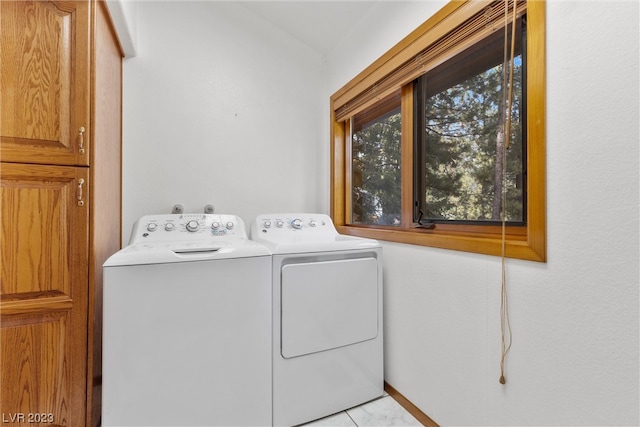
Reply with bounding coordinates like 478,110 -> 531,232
251,213 -> 383,427
102,214 -> 271,426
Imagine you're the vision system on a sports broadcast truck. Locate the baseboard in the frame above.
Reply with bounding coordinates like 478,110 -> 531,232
384,382 -> 439,427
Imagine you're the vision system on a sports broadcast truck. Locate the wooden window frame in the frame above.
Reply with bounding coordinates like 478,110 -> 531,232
330,0 -> 546,262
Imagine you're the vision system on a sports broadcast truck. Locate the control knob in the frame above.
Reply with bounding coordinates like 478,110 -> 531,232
186,220 -> 199,232
226,221 -> 234,230
276,220 -> 284,228
291,218 -> 302,229
146,223 -> 158,232
211,222 -> 221,230
165,222 -> 175,231
263,220 -> 272,229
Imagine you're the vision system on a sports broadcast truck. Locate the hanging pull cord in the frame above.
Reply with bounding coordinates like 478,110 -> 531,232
499,0 -> 518,385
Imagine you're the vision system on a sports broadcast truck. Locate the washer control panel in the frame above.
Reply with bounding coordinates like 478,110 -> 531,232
251,213 -> 338,244
129,214 -> 246,244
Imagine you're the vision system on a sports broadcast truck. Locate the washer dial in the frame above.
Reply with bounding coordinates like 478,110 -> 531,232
186,220 -> 199,232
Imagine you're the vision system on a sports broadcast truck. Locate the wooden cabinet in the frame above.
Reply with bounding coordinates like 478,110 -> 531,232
0,164 -> 89,425
0,0 -> 91,166
0,1 -> 122,426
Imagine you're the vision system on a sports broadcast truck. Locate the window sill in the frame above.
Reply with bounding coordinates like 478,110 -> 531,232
335,224 -> 545,262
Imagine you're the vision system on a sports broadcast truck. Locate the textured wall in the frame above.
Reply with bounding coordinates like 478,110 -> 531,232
325,1 -> 639,425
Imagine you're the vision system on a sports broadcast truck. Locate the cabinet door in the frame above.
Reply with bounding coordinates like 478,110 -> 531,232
1,1 -> 90,166
0,163 -> 89,426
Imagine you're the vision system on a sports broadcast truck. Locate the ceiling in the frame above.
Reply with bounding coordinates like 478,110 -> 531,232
240,1 -> 379,55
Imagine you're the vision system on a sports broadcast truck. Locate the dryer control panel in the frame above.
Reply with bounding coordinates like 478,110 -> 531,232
251,213 -> 338,244
129,214 -> 247,244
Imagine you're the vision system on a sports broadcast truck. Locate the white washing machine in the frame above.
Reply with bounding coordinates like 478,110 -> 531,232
102,213 -> 271,426
251,213 -> 384,427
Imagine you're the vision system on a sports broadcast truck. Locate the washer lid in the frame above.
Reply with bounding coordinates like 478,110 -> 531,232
106,213 -> 270,266
104,239 -> 270,266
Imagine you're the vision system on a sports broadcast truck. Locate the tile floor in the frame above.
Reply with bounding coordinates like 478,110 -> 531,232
300,395 -> 422,427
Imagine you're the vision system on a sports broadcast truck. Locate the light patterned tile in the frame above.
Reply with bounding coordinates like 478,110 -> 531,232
301,411 -> 358,427
346,396 -> 422,427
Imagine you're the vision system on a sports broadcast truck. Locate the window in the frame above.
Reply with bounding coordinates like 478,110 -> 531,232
330,0 -> 546,261
414,17 -> 526,226
351,91 -> 402,226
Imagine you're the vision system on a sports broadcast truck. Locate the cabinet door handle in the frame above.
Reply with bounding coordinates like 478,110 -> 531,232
78,127 -> 86,154
77,178 -> 85,206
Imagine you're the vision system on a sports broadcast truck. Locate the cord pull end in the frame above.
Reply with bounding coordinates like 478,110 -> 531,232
499,375 -> 506,384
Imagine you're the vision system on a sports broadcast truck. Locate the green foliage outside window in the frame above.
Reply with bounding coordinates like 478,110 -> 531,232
351,108 -> 402,226
419,58 -> 525,223
350,18 -> 527,227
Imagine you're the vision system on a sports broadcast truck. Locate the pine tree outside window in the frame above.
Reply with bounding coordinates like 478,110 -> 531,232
351,91 -> 402,226
414,17 -> 526,226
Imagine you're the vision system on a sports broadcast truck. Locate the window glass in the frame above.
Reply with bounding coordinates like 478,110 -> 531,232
351,91 -> 402,226
414,18 -> 526,224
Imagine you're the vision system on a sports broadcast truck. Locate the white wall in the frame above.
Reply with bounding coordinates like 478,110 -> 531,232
325,1 -> 639,426
122,1 -> 325,239
106,0 -> 137,57
120,0 -> 639,425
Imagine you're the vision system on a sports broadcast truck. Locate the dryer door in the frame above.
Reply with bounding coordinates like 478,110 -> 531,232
281,257 -> 379,358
